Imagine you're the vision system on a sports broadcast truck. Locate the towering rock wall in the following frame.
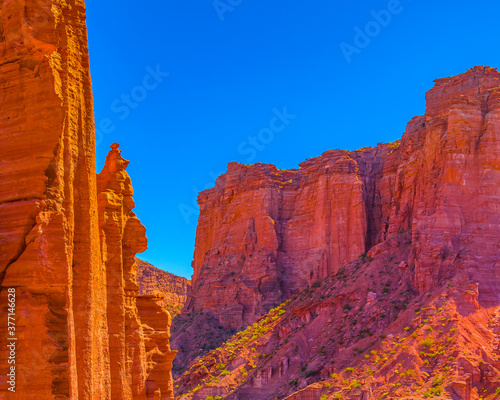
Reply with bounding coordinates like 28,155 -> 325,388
136,258 -> 191,318
0,1 -> 174,399
0,1 -> 108,397
186,148 -> 396,331
387,68 -> 500,305
182,66 -> 500,342
97,144 -> 177,400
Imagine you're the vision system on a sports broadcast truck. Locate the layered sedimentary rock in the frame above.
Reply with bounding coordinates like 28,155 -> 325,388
389,69 -> 500,305
136,295 -> 176,400
176,67 -> 500,373
136,258 -> 191,317
0,1 -> 174,398
176,68 -> 500,396
185,149 -> 395,332
0,1 -> 108,397
98,144 -> 176,400
187,155 -> 373,329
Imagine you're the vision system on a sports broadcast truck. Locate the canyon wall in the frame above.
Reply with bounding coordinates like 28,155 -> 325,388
186,154 -> 375,330
177,67 -> 500,362
136,258 -> 191,317
0,1 -> 174,399
392,69 -> 500,305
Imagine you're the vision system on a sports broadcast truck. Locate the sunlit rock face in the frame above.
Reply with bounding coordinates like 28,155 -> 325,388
0,1 -> 175,398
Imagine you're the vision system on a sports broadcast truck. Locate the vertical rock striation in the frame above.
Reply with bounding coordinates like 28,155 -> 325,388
0,1 -> 109,397
97,144 -> 176,400
389,68 -> 500,305
176,67 -> 500,373
0,1 -> 174,399
186,150 -> 393,331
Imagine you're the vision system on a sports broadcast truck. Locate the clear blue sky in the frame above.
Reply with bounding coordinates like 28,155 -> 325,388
86,0 -> 500,278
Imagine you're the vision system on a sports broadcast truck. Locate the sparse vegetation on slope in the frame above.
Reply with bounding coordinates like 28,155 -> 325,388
175,231 -> 500,399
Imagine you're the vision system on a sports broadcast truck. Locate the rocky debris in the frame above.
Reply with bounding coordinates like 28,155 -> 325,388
136,258 -> 191,317
0,1 -> 175,398
173,66 -> 500,386
176,232 -> 500,399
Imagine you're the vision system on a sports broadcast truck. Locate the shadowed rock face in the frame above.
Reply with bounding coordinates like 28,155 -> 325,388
0,1 -> 174,399
173,66 -> 500,375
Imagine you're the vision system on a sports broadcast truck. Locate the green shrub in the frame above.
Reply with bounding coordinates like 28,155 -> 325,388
312,280 -> 322,289
305,370 -> 319,378
419,338 -> 434,348
350,380 -> 362,389
423,386 -> 443,397
432,375 -> 444,387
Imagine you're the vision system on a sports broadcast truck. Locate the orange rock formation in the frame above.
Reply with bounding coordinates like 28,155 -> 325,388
0,1 -> 175,398
98,144 -> 177,400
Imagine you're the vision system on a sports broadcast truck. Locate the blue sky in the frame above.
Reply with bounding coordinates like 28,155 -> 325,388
86,0 -> 500,278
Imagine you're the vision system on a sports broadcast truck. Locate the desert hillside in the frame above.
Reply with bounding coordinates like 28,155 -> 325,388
171,66 -> 500,399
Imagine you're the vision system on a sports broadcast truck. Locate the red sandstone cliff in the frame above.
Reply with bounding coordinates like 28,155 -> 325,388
98,144 -> 176,399
176,232 -> 500,399
173,67 -> 500,381
0,1 -> 174,398
136,258 -> 191,317
186,155 -> 373,329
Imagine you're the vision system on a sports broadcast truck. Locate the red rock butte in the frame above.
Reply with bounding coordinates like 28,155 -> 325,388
173,66 -> 500,378
1,0 -> 500,397
0,1 -> 175,399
